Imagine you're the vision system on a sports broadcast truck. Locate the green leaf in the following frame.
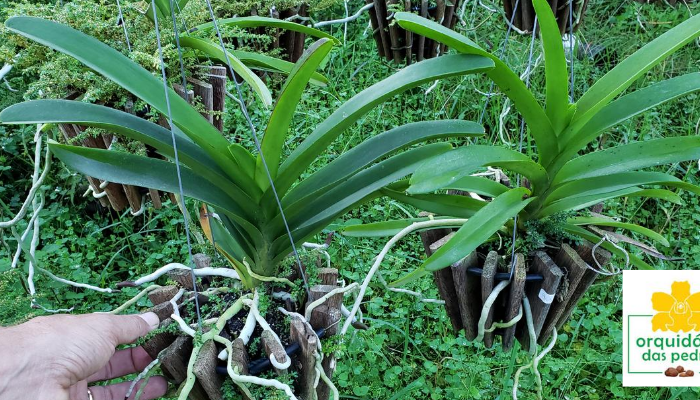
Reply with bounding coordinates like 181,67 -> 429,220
546,171 -> 700,205
532,0 -> 569,133
230,49 -> 328,86
282,120 -> 485,208
191,17 -> 340,44
393,12 -> 558,165
561,73 -> 700,158
554,137 -> 700,185
540,187 -> 643,217
443,176 -> 509,197
256,39 -> 334,189
4,17 -> 234,176
275,53 -> 495,198
228,144 -> 256,181
179,36 -> 272,107
50,142 -> 264,245
626,189 -> 683,204
563,224 -> 654,270
269,144 -> 454,257
573,13 -> 700,125
391,188 -> 534,286
341,217 -> 464,237
381,188 -> 486,218
0,100 -> 262,201
568,216 -> 669,247
408,145 -> 547,194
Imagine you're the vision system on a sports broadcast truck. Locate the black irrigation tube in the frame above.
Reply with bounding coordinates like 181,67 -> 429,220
215,327 -> 327,376
466,267 -> 544,282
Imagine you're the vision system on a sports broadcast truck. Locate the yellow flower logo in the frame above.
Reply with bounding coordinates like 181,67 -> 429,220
652,281 -> 700,332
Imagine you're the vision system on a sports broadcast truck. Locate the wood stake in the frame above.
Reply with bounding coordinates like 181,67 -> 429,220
518,251 -> 563,350
481,251 -> 499,348
193,340 -> 225,400
502,253 -> 526,350
451,252 -> 480,340
424,231 -> 463,333
290,317 -> 318,400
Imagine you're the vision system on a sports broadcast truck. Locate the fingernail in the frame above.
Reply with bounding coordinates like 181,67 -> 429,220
139,312 -> 160,331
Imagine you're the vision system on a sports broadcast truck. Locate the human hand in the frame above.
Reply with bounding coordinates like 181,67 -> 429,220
0,312 -> 169,400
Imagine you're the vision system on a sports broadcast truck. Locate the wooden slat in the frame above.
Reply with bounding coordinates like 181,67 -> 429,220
404,0 -> 413,64
431,0 -> 446,57
373,0 -> 393,60
367,0 -> 385,58
262,330 -> 288,375
440,0 -> 458,54
57,124 -> 109,207
424,231 -> 463,333
148,285 -> 179,305
292,5 -> 308,62
538,243 -> 589,345
386,0 -> 404,63
193,340 -> 225,400
160,336 -> 208,400
418,0 -> 429,61
451,252 -> 480,340
502,253 -> 526,350
148,188 -> 162,209
481,251 -> 499,348
308,284 -> 342,311
318,268 -> 339,285
188,77 -> 214,124
551,241 -> 613,330
290,317 -> 318,400
518,251 -> 563,350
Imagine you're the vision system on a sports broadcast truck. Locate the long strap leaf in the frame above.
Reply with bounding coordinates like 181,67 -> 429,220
191,17 -> 340,44
391,188 -> 534,286
532,0 -> 569,133
393,12 -> 558,165
255,39 -> 334,190
274,53 -> 494,198
573,13 -> 700,125
559,73 -> 700,163
0,100 -> 262,202
5,17 -> 235,176
281,120 -> 485,209
553,137 -> 700,185
179,36 -> 272,106
408,145 -> 548,194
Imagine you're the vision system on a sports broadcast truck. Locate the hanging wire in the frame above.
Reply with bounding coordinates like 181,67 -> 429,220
568,0 -> 575,102
478,0 -> 521,125
167,0 -> 216,253
115,0 -> 132,52
508,17 -> 539,281
199,0 -> 311,297
151,0 -> 204,330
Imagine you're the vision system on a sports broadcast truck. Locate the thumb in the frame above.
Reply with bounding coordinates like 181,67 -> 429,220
105,312 -> 160,345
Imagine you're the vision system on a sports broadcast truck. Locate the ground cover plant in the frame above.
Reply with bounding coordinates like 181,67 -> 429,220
1,0 -> 700,399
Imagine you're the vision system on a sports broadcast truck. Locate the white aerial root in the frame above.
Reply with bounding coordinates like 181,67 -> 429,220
303,242 -> 331,269
172,314 -> 197,337
109,285 -> 161,314
278,308 -> 340,400
243,293 -> 292,370
377,272 -> 445,304
214,335 -> 297,400
1,130 -> 52,229
10,192 -> 44,270
242,259 -> 296,287
239,291 -> 259,345
305,283 -> 359,321
82,184 -> 109,199
313,2 -> 373,28
0,63 -> 12,82
340,218 -> 468,336
513,298 -> 557,400
125,358 -> 160,399
475,280 -> 510,342
37,267 -> 113,293
590,234 -> 627,276
170,288 -> 186,319
130,195 -> 147,216
121,262 -> 240,286
272,291 -> 294,302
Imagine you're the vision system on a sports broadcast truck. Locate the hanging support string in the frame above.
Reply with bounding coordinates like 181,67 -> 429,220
477,0 -> 521,125
115,0 -> 132,52
508,17 -> 539,281
200,0 -> 311,297
151,0 -> 204,331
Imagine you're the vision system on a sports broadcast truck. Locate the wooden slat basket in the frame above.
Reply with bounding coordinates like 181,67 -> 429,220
420,228 -> 612,350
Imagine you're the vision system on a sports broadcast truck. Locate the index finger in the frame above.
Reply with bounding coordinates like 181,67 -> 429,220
88,346 -> 154,383
105,313 -> 160,346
